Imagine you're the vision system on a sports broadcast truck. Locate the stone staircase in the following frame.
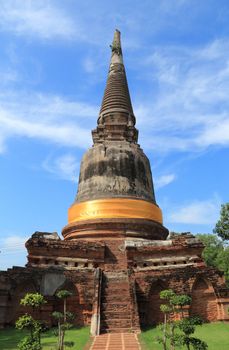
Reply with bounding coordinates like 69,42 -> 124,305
100,271 -> 133,333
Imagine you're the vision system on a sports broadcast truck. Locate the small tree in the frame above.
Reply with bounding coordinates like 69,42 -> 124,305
16,293 -> 46,350
160,303 -> 172,350
158,289 -> 207,350
214,203 -> 229,241
159,289 -> 177,350
52,290 -> 74,350
178,316 -> 208,350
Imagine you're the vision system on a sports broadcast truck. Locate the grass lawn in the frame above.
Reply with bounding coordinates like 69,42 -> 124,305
140,322 -> 229,350
0,326 -> 91,350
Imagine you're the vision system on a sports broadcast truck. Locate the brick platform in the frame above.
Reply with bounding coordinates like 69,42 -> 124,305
90,333 -> 141,350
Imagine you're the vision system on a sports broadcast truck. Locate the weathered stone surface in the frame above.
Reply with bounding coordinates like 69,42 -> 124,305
40,273 -> 66,296
76,142 -> 155,203
31,231 -> 60,240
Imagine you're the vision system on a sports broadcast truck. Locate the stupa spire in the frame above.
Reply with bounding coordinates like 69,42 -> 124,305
92,30 -> 138,143
99,29 -> 133,116
110,29 -> 123,65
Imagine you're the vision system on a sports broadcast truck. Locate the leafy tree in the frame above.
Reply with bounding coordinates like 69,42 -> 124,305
52,290 -> 74,350
215,248 -> 229,286
16,293 -> 46,350
196,234 -> 224,267
213,203 -> 229,241
158,289 -> 207,350
197,234 -> 229,287
16,314 -> 42,350
56,290 -> 73,322
158,289 -> 191,350
160,303 -> 172,350
178,316 -> 208,350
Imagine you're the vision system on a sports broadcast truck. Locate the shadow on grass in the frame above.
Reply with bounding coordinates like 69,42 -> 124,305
0,328 -> 28,349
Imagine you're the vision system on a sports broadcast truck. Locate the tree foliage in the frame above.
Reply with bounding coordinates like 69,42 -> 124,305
20,293 -> 46,309
56,290 -> 73,300
197,234 -> 229,286
16,293 -> 46,350
213,203 -> 229,241
16,336 -> 41,350
177,316 -> 208,350
158,289 -> 208,350
16,315 -> 42,350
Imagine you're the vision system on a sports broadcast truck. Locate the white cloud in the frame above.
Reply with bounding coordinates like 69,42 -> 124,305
0,91 -> 97,151
0,0 -> 77,40
1,235 -> 27,249
43,154 -> 80,182
0,0 -> 199,46
1,9 -> 229,157
197,118 -> 229,147
167,197 -> 221,225
83,57 -> 96,73
136,39 -> 229,153
154,173 -> 176,189
0,235 -> 28,270
0,235 -> 28,257
0,69 -> 19,84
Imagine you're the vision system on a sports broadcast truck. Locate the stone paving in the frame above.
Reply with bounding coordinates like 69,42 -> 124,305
89,333 -> 141,350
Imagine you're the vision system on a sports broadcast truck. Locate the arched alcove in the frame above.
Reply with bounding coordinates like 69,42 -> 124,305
136,280 -> 167,327
146,281 -> 167,325
54,280 -> 84,326
190,278 -> 218,321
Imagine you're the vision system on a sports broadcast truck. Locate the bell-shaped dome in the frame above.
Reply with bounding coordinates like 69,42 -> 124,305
76,142 -> 156,203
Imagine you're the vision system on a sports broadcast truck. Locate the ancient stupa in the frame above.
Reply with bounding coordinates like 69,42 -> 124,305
0,30 -> 228,332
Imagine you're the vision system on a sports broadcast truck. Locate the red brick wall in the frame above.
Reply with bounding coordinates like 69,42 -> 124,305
190,279 -> 218,321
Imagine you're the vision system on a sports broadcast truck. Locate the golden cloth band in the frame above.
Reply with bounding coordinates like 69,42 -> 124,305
68,198 -> 163,224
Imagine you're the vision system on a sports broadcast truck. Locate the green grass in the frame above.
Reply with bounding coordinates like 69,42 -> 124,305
140,322 -> 229,350
0,327 -> 91,350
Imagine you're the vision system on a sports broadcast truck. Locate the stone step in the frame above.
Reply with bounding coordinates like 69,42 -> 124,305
100,270 -> 134,334
103,275 -> 129,280
102,293 -> 130,299
102,289 -> 130,295
100,302 -> 130,313
103,272 -> 129,279
101,302 -> 130,312
100,327 -> 133,333
101,311 -> 130,319
101,319 -> 132,327
102,284 -> 130,291
101,295 -> 130,302
103,274 -> 128,281
101,315 -> 132,322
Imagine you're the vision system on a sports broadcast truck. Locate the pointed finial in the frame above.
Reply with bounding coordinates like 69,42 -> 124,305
110,29 -> 123,65
110,29 -> 122,55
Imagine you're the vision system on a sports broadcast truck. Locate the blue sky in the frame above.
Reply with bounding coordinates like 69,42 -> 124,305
0,0 -> 229,270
